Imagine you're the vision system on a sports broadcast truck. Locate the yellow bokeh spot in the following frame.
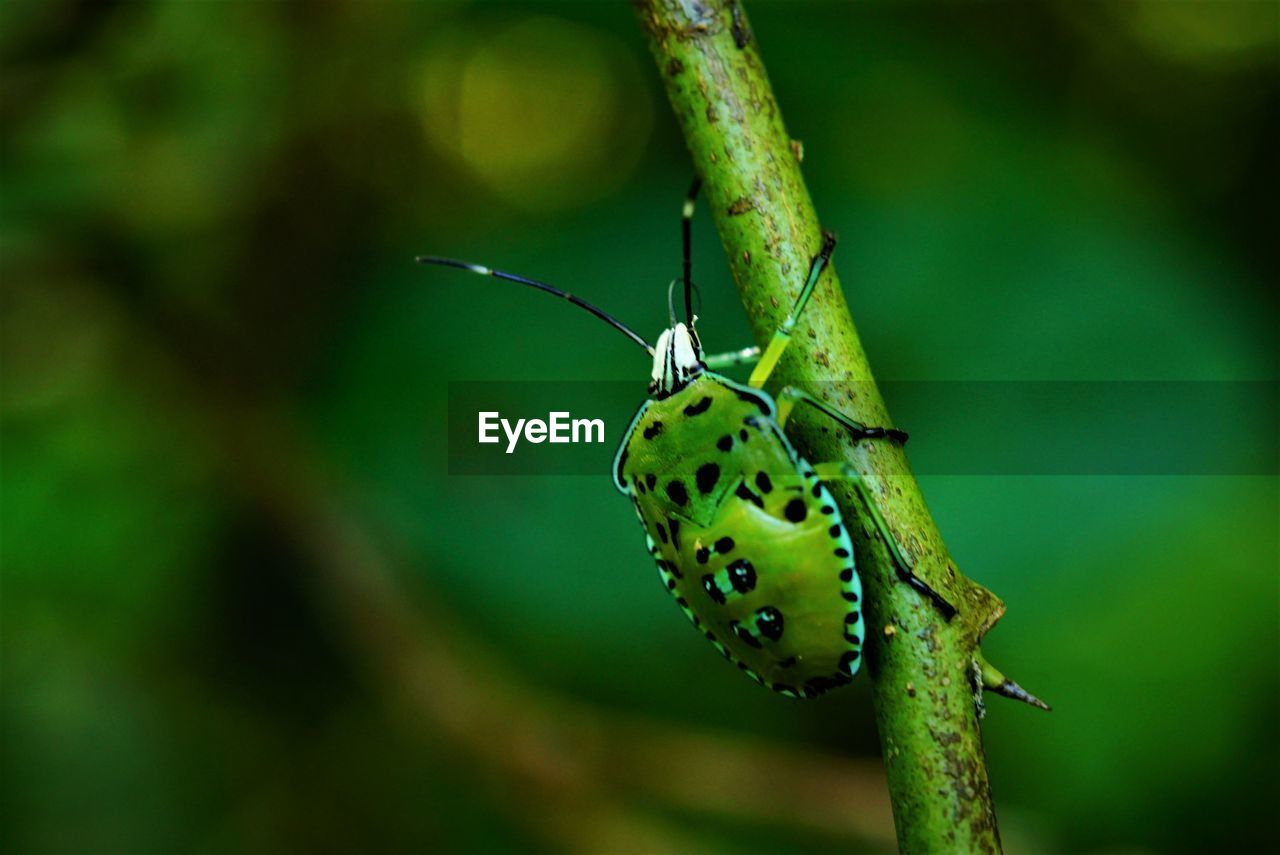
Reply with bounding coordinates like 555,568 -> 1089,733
419,16 -> 651,211
1120,0 -> 1279,62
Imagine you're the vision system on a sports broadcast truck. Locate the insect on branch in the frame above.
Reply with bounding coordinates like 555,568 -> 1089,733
632,1 -> 1049,851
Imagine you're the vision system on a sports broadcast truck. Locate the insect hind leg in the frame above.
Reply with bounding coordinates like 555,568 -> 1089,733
807,462 -> 957,621
775,385 -> 907,444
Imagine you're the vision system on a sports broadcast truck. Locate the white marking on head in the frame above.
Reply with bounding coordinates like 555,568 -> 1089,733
650,322 -> 704,396
672,322 -> 697,368
651,328 -> 673,386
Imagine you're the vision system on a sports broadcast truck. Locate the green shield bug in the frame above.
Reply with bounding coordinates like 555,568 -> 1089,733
419,180 -> 955,699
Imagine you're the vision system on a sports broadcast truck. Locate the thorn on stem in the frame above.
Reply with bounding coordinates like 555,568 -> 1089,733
975,652 -> 1052,712
989,677 -> 1052,712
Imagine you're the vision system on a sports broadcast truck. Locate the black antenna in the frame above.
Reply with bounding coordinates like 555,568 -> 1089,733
682,177 -> 702,325
416,256 -> 654,355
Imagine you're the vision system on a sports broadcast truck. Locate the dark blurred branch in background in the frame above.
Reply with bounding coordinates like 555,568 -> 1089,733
221,405 -> 899,851
88,287 -> 896,851
633,1 -> 1048,851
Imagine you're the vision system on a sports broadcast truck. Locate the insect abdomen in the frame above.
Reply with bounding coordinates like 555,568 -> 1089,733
622,375 -> 864,698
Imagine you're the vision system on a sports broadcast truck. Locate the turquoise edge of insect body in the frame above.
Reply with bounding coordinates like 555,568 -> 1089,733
612,370 -> 866,700
418,180 -> 923,700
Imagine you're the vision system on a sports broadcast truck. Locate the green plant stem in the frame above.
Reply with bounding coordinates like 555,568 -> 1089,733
633,2 -> 1036,852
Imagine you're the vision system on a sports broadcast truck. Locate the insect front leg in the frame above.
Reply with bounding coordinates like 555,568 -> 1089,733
703,344 -> 760,369
806,462 -> 958,621
747,231 -> 837,389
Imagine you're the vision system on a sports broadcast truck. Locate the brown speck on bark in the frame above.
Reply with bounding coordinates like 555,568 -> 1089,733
790,138 -> 804,162
727,196 -> 753,216
742,250 -> 751,264
667,58 -> 684,76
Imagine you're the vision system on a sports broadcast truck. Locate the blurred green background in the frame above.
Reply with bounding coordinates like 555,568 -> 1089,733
2,1 -> 1276,852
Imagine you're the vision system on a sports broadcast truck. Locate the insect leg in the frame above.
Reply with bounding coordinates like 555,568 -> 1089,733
775,385 -> 908,444
810,461 -> 957,621
748,231 -> 837,388
703,344 -> 761,369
